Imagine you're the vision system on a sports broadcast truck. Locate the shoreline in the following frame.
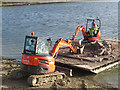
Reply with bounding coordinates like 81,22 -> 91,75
1,0 -> 118,7
1,59 -> 116,89
1,2 -> 67,7
1,0 -> 84,7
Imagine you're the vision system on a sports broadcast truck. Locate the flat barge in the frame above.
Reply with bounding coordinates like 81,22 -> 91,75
56,38 -> 120,74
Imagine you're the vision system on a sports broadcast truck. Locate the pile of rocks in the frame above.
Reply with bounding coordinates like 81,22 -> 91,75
84,40 -> 112,57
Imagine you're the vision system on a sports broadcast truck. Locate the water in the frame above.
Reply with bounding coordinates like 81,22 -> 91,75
1,2 -> 119,88
85,65 -> 119,88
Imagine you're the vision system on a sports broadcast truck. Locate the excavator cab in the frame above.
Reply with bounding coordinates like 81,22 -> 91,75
21,34 -> 55,74
72,17 -> 101,41
86,18 -> 101,32
23,36 -> 51,56
15,33 -> 70,86
86,18 -> 101,41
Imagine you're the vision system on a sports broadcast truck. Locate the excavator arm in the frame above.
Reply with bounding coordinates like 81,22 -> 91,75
72,26 -> 87,40
50,38 -> 76,58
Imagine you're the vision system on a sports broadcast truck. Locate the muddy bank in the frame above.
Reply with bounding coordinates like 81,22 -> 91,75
1,59 -> 115,89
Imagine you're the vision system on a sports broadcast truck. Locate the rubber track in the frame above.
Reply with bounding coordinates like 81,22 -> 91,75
27,72 -> 66,87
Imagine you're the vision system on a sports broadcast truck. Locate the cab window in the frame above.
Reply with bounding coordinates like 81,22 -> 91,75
36,39 -> 49,55
25,38 -> 36,52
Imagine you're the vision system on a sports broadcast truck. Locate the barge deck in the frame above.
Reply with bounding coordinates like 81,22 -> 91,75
56,38 -> 120,74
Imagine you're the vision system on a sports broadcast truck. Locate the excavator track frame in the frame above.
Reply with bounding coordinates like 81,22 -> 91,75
27,72 -> 66,87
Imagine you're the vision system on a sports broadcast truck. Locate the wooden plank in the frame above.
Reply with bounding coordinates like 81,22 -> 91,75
56,59 -> 119,74
91,60 -> 120,73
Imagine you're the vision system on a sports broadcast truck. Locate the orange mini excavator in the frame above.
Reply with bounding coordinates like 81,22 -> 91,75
11,32 -> 76,86
72,17 -> 101,41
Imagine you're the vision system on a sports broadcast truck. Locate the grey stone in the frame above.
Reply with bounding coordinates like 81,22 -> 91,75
103,40 -> 109,45
97,42 -> 104,47
99,48 -> 105,55
108,44 -> 112,48
104,48 -> 112,55
99,58 -> 103,62
94,55 -> 98,58
91,41 -> 96,44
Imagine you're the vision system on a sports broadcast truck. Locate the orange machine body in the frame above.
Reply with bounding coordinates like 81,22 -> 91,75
87,30 -> 101,41
21,36 -> 76,74
50,38 -> 76,58
21,54 -> 55,73
72,18 -> 101,41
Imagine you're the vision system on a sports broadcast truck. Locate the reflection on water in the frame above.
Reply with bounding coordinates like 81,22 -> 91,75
2,2 -> 119,88
86,65 -> 119,88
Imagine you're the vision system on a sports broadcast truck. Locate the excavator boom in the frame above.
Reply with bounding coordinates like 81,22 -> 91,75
50,38 -> 76,58
72,26 -> 86,40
